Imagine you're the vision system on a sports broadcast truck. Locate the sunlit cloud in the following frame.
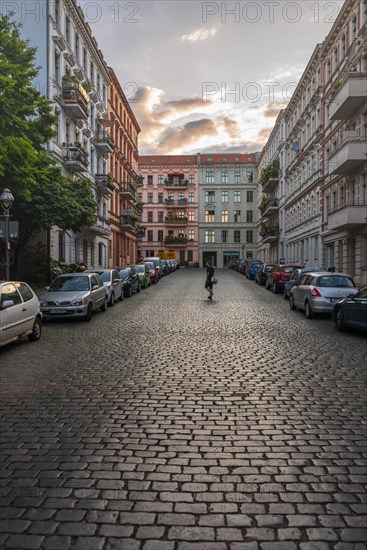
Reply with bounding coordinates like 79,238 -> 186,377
181,28 -> 217,42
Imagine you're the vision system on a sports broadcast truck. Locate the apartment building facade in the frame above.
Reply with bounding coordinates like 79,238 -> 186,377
199,153 -> 258,268
16,0 -> 114,268
139,156 -> 199,265
321,0 -> 367,285
258,0 -> 367,285
108,68 -> 141,268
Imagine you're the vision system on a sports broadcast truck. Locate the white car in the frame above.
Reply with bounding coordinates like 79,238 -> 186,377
0,281 -> 42,347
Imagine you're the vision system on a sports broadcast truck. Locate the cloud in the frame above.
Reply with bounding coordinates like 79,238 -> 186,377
263,102 -> 287,118
181,28 -> 217,42
158,119 -> 218,153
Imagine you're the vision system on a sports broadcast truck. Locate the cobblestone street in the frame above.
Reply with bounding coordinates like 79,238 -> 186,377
1,268 -> 366,550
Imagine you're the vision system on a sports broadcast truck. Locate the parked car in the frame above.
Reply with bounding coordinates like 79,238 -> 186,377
289,272 -> 358,319
245,260 -> 262,280
39,273 -> 107,321
283,268 -> 325,299
255,263 -> 277,286
332,286 -> 367,332
84,269 -> 123,306
142,257 -> 163,279
134,264 -> 151,289
139,261 -> 159,284
0,281 -> 42,347
116,266 -> 141,297
266,263 -> 302,292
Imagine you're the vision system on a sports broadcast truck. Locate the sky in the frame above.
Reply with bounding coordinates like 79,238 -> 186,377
79,0 -> 344,155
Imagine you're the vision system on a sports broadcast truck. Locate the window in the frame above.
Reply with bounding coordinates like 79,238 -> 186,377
75,33 -> 79,61
54,50 -> 60,85
246,210 -> 253,223
234,191 -> 241,203
246,231 -> 253,243
55,0 -> 60,25
189,192 -> 195,203
65,15 -> 70,43
351,16 -> 357,39
158,193 -> 163,204
188,211 -> 195,222
205,230 -> 215,243
90,62 -> 95,85
247,172 -> 253,182
234,210 -> 241,223
221,172 -> 228,183
158,175 -> 164,185
83,48 -> 87,72
158,229 -> 163,242
205,190 -> 215,202
235,172 -> 241,183
188,230 -> 194,241
189,175 -> 195,184
234,230 -> 241,243
221,230 -> 228,243
0,283 -> 22,307
188,250 -> 193,261
221,210 -> 228,223
178,192 -> 185,201
147,211 -> 153,222
206,171 -> 214,183
147,193 -> 153,204
221,191 -> 228,203
147,230 -> 153,242
205,210 -> 215,222
247,190 -> 253,202
158,211 -> 163,222
147,175 -> 153,185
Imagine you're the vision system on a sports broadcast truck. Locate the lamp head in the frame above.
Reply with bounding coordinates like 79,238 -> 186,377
0,188 -> 14,211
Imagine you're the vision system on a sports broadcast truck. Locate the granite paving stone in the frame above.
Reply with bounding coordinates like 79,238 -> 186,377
0,269 -> 366,548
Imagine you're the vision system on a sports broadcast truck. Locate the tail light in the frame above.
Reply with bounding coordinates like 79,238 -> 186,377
310,286 -> 321,297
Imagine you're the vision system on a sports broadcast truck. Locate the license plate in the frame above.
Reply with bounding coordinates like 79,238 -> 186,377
49,308 -> 67,314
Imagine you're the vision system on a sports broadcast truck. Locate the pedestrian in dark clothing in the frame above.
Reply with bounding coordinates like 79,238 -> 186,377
205,260 -> 215,300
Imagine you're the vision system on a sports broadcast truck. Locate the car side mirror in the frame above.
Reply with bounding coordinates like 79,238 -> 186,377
92,285 -> 100,290
1,300 -> 15,309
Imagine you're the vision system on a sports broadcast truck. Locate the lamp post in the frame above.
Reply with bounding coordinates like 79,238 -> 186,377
0,188 -> 15,280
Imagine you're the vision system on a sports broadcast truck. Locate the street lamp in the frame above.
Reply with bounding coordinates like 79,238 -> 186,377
0,188 -> 14,280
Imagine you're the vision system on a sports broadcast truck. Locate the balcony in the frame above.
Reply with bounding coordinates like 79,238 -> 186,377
164,236 -> 188,246
63,146 -> 89,172
165,216 -> 188,226
89,216 -> 111,237
261,230 -> 279,243
120,215 -> 136,230
95,174 -> 114,196
62,82 -> 90,119
94,131 -> 114,154
165,199 -> 187,207
119,182 -> 136,201
264,198 -> 279,216
164,179 -> 188,188
329,73 -> 367,120
327,199 -> 367,231
328,133 -> 367,175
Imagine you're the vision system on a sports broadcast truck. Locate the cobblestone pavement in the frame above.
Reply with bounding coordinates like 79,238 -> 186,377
1,268 -> 366,550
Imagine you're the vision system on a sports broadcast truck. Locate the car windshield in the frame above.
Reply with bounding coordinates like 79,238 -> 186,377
144,263 -> 155,270
100,271 -> 111,283
119,269 -> 130,278
265,266 -> 275,272
49,276 -> 90,292
317,276 -> 355,288
252,262 -> 262,267
135,265 -> 145,273
282,266 -> 297,273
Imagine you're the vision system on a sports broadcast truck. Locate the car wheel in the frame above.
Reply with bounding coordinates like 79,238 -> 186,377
137,283 -> 141,293
126,285 -> 132,298
100,296 -> 108,312
305,300 -> 314,319
85,303 -> 93,321
272,281 -> 278,294
289,295 -> 297,310
119,290 -> 124,301
109,292 -> 115,307
335,308 -> 346,332
28,317 -> 42,342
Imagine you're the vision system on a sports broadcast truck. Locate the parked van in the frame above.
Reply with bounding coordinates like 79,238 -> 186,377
142,257 -> 163,279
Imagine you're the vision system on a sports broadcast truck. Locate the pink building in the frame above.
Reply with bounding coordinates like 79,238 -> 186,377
139,156 -> 199,265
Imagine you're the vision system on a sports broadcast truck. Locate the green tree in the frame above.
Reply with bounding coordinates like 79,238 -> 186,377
0,16 -> 96,276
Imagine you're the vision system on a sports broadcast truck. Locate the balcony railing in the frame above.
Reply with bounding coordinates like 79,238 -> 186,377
327,199 -> 367,231
329,73 -> 367,120
62,83 -> 90,119
119,182 -> 136,200
261,230 -> 279,243
164,180 -> 188,188
328,133 -> 367,175
165,199 -> 187,206
120,215 -> 136,229
165,217 -> 188,225
264,198 -> 279,215
95,174 -> 114,195
164,236 -> 188,245
63,146 -> 89,172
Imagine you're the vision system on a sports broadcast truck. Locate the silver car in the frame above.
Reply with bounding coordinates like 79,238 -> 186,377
0,281 -> 42,347
289,272 -> 358,319
39,273 -> 108,321
84,269 -> 123,306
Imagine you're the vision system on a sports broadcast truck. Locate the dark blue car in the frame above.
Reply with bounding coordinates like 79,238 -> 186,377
245,260 -> 262,280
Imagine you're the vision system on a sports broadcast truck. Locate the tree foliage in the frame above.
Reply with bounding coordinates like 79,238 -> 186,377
0,16 -> 96,270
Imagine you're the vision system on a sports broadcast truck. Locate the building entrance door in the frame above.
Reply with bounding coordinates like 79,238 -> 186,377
203,252 -> 217,267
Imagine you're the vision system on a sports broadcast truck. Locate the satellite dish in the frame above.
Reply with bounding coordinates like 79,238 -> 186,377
291,141 -> 300,152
